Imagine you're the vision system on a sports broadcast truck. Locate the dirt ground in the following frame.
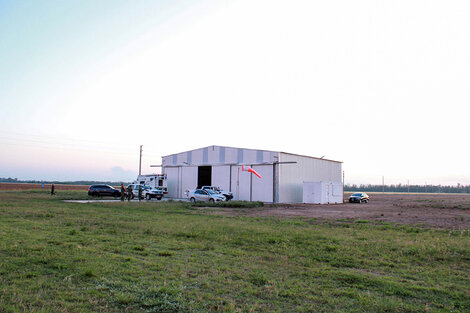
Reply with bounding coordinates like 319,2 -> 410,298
2,184 -> 470,229
208,193 -> 470,229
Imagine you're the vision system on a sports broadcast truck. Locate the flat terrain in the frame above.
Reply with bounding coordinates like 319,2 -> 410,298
0,182 -> 90,190
209,193 -> 470,229
0,190 -> 469,312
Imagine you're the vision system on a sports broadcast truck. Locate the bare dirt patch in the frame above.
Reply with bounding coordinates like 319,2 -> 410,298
205,193 -> 470,229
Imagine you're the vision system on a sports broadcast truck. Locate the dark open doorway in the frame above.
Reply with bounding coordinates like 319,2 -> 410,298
197,166 -> 212,188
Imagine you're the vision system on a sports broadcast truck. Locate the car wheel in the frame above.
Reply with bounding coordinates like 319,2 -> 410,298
146,194 -> 151,200
190,197 -> 196,203
349,199 -> 352,203
209,198 -> 215,203
156,195 -> 162,200
364,199 -> 369,203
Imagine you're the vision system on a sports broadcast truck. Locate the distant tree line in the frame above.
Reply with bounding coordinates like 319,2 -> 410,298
0,177 -> 131,186
345,183 -> 470,194
2,177 -> 469,193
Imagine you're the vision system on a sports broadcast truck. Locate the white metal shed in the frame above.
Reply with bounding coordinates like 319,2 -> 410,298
302,181 -> 343,204
161,145 -> 342,203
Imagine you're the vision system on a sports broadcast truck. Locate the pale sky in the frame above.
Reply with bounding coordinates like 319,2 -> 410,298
1,0 -> 469,185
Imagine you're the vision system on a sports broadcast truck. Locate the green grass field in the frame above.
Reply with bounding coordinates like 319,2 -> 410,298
0,191 -> 469,312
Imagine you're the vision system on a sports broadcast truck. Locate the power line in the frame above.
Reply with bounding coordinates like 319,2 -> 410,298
0,140 -> 138,158
0,134 -> 161,158
0,130 -> 136,149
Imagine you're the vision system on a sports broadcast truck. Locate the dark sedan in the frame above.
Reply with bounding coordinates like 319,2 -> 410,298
88,185 -> 121,197
348,192 -> 370,203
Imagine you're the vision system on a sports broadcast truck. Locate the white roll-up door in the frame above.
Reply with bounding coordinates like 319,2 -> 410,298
231,166 -> 251,201
164,167 -> 179,198
251,165 -> 274,202
212,166 -> 231,191
181,167 -> 198,198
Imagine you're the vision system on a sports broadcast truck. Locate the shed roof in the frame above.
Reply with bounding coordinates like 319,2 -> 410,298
162,145 -> 342,164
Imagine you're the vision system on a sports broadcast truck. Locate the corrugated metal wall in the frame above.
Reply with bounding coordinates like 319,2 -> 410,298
163,146 -> 280,201
231,165 -> 250,201
162,146 -> 278,167
162,146 -> 341,203
212,166 -> 231,191
251,165 -> 274,202
278,153 -> 342,203
181,167 -> 197,196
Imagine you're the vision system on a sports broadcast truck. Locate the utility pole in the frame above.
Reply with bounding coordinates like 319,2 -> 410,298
407,179 -> 410,193
139,145 -> 143,177
382,176 -> 384,194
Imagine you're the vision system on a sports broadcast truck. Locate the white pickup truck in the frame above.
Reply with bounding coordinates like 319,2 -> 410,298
201,186 -> 233,201
127,184 -> 165,200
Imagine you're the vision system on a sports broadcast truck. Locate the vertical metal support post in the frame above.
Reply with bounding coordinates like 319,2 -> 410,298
237,167 -> 240,200
139,145 -> 143,177
342,170 -> 345,203
249,165 -> 253,202
229,165 -> 232,192
273,164 -> 276,203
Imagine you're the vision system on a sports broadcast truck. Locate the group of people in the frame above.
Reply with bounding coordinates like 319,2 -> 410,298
120,184 -> 143,201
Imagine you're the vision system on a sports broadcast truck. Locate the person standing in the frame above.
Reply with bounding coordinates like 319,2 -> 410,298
138,185 -> 143,202
120,184 -> 126,201
50,183 -> 55,196
127,186 -> 133,201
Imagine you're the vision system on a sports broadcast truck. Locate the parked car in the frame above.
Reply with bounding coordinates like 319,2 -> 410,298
349,192 -> 369,203
201,186 -> 233,201
187,189 -> 227,203
88,185 -> 121,197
